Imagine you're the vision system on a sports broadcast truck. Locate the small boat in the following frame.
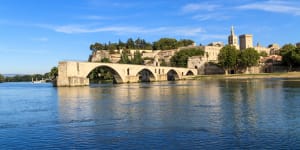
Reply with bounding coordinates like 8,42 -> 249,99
32,78 -> 46,83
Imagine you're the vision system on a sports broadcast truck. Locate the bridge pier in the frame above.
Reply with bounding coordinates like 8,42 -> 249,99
56,76 -> 89,87
157,74 -> 167,81
126,75 -> 139,83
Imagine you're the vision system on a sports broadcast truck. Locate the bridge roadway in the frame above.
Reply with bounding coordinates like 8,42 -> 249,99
55,61 -> 197,86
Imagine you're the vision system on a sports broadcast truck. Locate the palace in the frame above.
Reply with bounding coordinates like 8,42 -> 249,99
88,26 -> 297,75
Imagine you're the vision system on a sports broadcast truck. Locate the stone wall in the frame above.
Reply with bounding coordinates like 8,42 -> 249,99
204,63 -> 225,75
263,64 -> 300,73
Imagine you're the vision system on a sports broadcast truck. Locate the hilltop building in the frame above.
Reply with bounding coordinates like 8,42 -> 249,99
239,34 -> 253,50
228,26 -> 239,49
201,42 -> 224,62
254,42 -> 271,54
268,44 -> 281,55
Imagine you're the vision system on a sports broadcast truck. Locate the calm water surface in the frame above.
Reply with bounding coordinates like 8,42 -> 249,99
0,79 -> 299,149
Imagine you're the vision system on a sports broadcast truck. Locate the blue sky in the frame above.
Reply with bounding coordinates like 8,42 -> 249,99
1,0 -> 300,74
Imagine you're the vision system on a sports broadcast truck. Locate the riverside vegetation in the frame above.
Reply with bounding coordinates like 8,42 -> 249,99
0,67 -> 58,83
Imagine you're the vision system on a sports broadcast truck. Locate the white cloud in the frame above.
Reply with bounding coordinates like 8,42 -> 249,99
32,37 -> 48,42
199,34 -> 227,41
86,0 -> 138,9
158,27 -> 205,36
0,48 -> 49,55
237,0 -> 300,16
192,13 -> 231,21
182,3 -> 220,13
38,24 -> 205,37
80,15 -> 108,20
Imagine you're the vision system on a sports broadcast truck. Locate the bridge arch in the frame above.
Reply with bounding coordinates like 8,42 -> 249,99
167,69 -> 180,81
136,68 -> 157,82
85,65 -> 125,83
186,70 -> 195,76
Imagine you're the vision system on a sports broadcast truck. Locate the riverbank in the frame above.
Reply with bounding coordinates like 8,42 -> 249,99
187,72 -> 300,80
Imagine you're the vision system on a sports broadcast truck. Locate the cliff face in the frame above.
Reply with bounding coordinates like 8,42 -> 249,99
88,50 -> 110,62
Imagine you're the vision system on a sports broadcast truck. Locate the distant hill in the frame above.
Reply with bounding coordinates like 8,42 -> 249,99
3,74 -> 28,77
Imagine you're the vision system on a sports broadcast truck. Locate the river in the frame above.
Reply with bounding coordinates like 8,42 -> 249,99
0,79 -> 299,149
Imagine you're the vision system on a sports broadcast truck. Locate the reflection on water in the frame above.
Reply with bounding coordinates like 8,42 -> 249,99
0,79 -> 299,149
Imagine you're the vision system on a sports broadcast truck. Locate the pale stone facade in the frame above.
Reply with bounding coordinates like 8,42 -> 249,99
124,49 -> 153,55
239,34 -> 253,50
203,46 -> 222,62
142,50 -> 160,59
187,56 -> 205,69
268,43 -> 280,55
259,55 -> 282,64
187,56 -> 207,74
109,54 -> 121,63
88,50 -> 110,62
208,42 -> 224,47
157,49 -> 177,65
254,43 -> 271,55
254,43 -> 281,55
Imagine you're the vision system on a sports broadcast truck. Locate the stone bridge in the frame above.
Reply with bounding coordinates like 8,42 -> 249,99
56,61 -> 197,86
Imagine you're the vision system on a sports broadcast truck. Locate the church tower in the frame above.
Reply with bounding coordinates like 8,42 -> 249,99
228,26 -> 239,49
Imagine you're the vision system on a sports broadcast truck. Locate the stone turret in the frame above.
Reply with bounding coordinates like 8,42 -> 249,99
228,26 -> 239,49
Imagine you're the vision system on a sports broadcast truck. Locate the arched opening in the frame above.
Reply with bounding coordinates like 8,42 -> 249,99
87,66 -> 123,84
230,69 -> 235,74
137,69 -> 156,82
167,70 -> 179,81
186,70 -> 194,76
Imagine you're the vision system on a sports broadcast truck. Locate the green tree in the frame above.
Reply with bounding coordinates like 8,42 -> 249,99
170,47 -> 204,67
49,67 -> 58,80
131,51 -> 144,65
88,67 -> 113,83
90,42 -> 103,51
178,39 -> 194,47
107,42 -> 118,52
44,72 -> 50,79
119,49 -> 131,64
135,38 -> 142,49
160,59 -> 168,66
154,38 -> 178,50
103,43 -> 108,50
239,48 -> 260,73
144,42 -> 153,50
5,74 -> 38,82
0,74 -> 4,83
259,51 -> 268,57
100,58 -> 111,63
280,44 -> 300,71
218,45 -> 239,75
118,39 -> 126,50
126,38 -> 135,49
